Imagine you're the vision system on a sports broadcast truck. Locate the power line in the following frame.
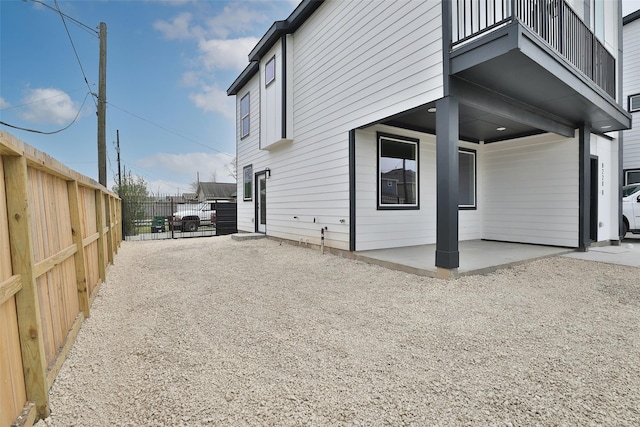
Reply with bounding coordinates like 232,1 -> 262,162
0,92 -> 91,135
52,0 -> 98,109
0,85 -> 94,111
107,101 -> 234,157
26,0 -> 98,37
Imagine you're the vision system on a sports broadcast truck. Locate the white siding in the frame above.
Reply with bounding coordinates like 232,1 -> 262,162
355,125 -> 482,251
234,0 -> 444,250
236,75 -> 262,234
293,0 -> 443,136
260,43 -> 284,149
355,127 -> 436,251
623,17 -> 640,173
482,133 -> 580,247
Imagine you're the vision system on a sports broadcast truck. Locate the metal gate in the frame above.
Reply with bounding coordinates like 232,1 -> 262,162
121,195 -> 235,241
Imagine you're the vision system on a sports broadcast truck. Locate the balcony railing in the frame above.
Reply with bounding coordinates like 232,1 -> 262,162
451,0 -> 616,98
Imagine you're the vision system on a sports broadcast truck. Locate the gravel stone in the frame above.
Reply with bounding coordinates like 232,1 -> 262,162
35,237 -> 640,426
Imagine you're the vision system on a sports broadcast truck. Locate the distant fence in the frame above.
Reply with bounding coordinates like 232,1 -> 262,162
0,131 -> 121,426
122,197 -> 236,240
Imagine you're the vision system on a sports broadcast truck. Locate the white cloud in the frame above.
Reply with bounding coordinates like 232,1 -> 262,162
0,96 -> 10,109
19,88 -> 83,125
137,152 -> 235,188
146,179 -> 193,196
180,71 -> 201,87
198,37 -> 257,71
204,4 -> 270,39
188,84 -> 235,119
154,12 -> 204,40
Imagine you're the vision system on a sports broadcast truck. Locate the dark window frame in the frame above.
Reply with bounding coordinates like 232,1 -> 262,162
243,164 -> 253,201
458,148 -> 477,210
629,93 -> 640,113
240,93 -> 250,139
377,132 -> 420,210
625,169 -> 640,185
265,56 -> 276,87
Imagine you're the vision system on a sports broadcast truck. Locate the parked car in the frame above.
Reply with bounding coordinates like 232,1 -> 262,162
622,184 -> 640,236
172,201 -> 216,232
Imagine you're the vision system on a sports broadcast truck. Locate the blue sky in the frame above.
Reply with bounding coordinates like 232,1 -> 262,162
1,0 -> 639,195
0,0 -> 298,195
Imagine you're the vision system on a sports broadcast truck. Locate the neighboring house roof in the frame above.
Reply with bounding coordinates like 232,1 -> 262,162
382,169 -> 416,183
197,182 -> 237,200
227,0 -> 324,95
623,9 -> 640,25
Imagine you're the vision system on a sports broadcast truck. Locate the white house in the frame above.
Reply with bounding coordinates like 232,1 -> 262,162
623,9 -> 640,184
227,0 -> 631,277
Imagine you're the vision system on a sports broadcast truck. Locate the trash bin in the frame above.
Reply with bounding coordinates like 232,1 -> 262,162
151,216 -> 166,233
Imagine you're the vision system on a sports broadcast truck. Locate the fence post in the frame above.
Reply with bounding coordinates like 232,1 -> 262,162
95,190 -> 107,283
3,155 -> 50,419
67,181 -> 90,318
105,195 -> 114,265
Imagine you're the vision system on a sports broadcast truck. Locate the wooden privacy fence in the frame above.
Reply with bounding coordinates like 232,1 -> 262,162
0,131 -> 121,426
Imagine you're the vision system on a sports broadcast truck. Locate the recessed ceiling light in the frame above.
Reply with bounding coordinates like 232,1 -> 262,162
601,125 -> 612,129
496,127 -> 506,131
427,107 -> 437,113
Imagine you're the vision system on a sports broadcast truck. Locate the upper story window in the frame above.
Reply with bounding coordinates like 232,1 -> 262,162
378,133 -> 419,209
629,94 -> 640,113
240,93 -> 250,138
265,56 -> 276,86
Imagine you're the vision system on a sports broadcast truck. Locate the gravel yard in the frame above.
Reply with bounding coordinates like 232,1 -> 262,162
37,236 -> 639,426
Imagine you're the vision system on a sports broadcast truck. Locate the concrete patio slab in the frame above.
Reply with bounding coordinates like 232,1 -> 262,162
562,236 -> 640,267
231,232 -> 266,241
354,240 -> 573,278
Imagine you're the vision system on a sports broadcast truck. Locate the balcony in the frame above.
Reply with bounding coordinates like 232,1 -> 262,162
452,0 -> 615,98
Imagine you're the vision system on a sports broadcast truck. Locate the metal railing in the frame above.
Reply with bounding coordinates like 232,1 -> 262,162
451,0 -> 616,98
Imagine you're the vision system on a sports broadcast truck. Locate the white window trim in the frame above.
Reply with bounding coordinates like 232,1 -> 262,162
265,56 -> 276,87
240,93 -> 250,139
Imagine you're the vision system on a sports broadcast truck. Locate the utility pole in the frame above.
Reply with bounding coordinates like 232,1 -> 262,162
116,129 -> 122,194
97,22 -> 107,186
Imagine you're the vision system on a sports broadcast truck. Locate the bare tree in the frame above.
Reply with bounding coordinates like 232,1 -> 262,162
225,156 -> 237,180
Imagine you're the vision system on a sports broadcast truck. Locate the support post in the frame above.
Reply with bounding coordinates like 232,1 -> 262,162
435,96 -> 460,276
97,22 -> 107,186
578,125 -> 591,251
3,155 -> 50,419
105,196 -> 114,264
95,191 -> 106,284
67,181 -> 90,317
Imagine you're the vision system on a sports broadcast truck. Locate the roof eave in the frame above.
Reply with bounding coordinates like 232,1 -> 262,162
227,61 -> 259,96
227,0 -> 324,96
623,9 -> 640,25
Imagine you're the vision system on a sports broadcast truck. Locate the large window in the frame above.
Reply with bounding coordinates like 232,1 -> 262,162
378,134 -> 419,209
243,165 -> 253,201
240,93 -> 250,138
459,148 -> 476,209
265,56 -> 276,86
629,94 -> 640,113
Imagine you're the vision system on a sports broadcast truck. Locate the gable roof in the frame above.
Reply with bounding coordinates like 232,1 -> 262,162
197,182 -> 237,199
227,0 -> 324,95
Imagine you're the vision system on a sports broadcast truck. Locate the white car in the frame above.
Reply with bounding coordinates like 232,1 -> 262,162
622,184 -> 640,237
172,201 -> 216,232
